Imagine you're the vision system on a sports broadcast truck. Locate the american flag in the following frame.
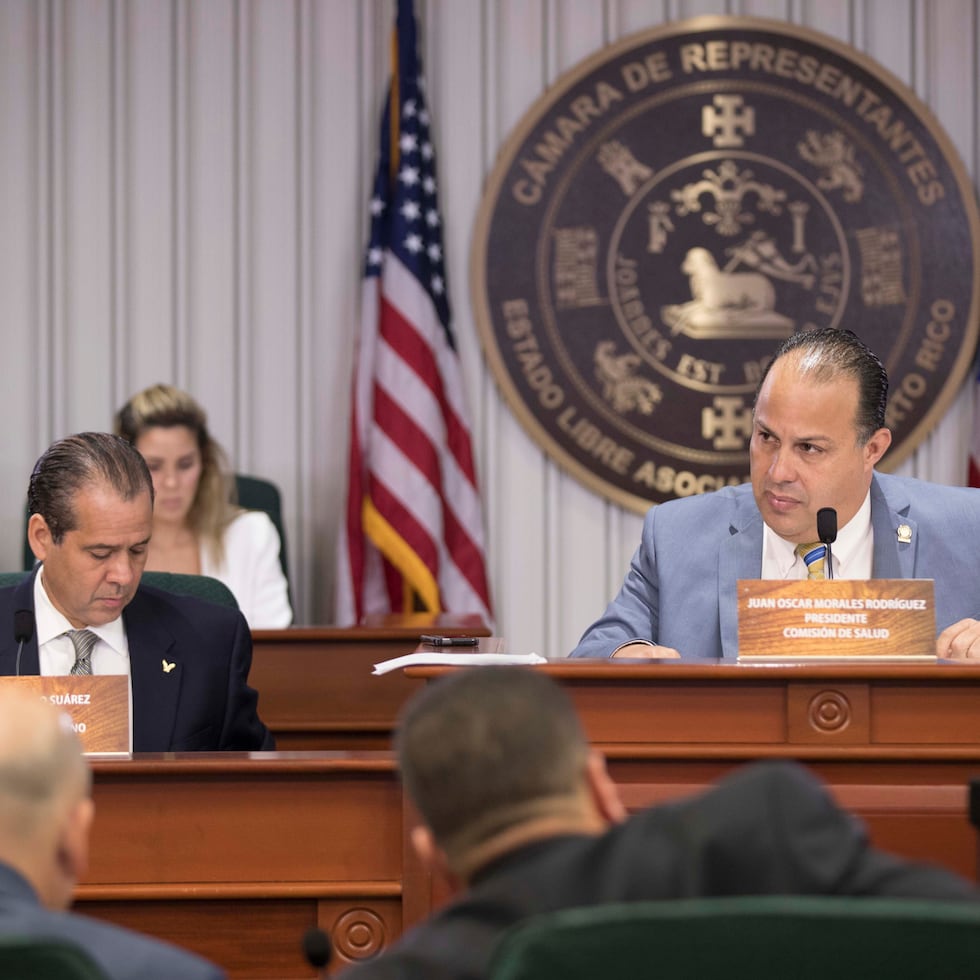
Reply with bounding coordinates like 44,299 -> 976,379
335,0 -> 493,626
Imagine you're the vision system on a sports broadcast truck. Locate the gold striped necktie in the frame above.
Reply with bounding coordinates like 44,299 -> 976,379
795,543 -> 827,580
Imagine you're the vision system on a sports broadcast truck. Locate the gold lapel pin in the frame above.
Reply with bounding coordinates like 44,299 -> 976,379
896,524 -> 912,544
162,659 -> 176,674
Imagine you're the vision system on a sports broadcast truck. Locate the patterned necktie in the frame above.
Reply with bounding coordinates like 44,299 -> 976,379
795,543 -> 827,580
66,629 -> 98,676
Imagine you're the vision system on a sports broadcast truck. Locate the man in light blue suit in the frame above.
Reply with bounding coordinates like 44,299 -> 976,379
570,328 -> 980,661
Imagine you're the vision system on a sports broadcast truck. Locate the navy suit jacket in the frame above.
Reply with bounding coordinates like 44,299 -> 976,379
571,472 -> 980,660
0,863 -> 224,979
0,569 -> 273,752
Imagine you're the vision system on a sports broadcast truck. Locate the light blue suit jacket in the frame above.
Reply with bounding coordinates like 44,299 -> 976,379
570,473 -> 980,660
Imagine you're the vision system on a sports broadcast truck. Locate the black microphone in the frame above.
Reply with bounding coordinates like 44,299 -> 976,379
302,927 -> 332,978
14,609 -> 35,677
817,507 -> 838,581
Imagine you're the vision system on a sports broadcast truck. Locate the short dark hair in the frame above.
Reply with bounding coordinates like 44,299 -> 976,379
755,328 -> 889,443
395,667 -> 589,863
27,432 -> 154,544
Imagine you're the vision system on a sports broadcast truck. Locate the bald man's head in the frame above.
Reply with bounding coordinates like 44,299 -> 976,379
0,690 -> 94,909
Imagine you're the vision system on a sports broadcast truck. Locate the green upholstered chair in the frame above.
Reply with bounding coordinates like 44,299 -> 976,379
141,570 -> 239,608
488,896 -> 980,980
0,570 -> 238,609
0,936 -> 110,979
21,471 -> 290,589
234,473 -> 290,586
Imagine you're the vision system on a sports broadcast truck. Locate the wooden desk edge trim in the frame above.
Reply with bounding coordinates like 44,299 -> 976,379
91,754 -> 397,776
76,881 -> 403,901
252,625 -> 491,642
601,744 -> 980,760
617,782 -> 967,810
407,661 -> 980,680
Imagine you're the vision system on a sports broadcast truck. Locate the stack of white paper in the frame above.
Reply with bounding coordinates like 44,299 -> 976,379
372,652 -> 547,676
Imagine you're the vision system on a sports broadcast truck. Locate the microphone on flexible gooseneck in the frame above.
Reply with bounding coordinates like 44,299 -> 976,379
13,609 -> 35,677
817,508 -> 838,581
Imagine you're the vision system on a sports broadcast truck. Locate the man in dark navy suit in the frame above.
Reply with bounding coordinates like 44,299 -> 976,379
0,432 -> 272,752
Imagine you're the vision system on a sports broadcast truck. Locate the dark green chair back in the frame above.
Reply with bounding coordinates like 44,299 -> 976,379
0,936 -> 110,979
22,471 -> 290,589
0,570 -> 237,609
234,473 -> 289,584
141,571 -> 239,608
488,896 -> 980,980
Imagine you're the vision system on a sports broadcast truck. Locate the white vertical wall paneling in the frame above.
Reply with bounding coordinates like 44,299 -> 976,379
124,0 -> 176,397
427,1 -> 499,627
737,0 -> 791,21
608,0 -> 665,39
479,0 -> 504,628
304,1 -> 369,622
0,1 -> 38,547
49,0 -> 67,437
861,0 -> 912,80
173,0 -> 190,386
185,0 -> 237,415
233,0 -> 253,460
63,0 -> 114,432
110,0 -> 126,401
32,1 -> 51,453
798,0 -> 850,36
918,0 -> 977,484
296,0 -> 315,623
486,0 -> 551,653
247,3 -> 300,531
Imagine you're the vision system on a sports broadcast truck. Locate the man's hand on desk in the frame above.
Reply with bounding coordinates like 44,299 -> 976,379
936,619 -> 980,659
611,641 -> 681,660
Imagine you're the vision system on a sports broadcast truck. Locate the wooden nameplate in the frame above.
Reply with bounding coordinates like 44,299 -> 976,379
0,675 -> 130,753
737,579 -> 935,661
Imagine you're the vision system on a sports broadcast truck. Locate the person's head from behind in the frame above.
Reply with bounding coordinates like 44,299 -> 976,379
395,667 -> 625,887
0,690 -> 94,910
27,432 -> 154,629
751,327 -> 892,545
115,383 -> 233,537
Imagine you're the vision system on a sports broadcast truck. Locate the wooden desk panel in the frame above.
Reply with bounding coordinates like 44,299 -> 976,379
79,754 -> 413,979
534,661 -> 980,749
76,660 -> 980,978
251,615 -> 489,750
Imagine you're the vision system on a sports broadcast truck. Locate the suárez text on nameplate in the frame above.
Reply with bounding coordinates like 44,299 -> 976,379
736,579 -> 935,661
0,675 -> 129,753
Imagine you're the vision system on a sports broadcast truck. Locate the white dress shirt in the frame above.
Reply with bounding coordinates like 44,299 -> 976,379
762,491 -> 874,580
34,569 -> 134,750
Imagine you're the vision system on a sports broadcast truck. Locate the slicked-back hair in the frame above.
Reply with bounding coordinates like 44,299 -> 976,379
395,667 -> 589,861
27,432 -> 154,544
755,328 -> 889,444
